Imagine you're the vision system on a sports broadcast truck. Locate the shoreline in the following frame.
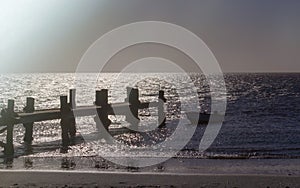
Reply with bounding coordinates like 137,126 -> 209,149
0,170 -> 299,188
1,158 -> 300,187
1,157 -> 300,174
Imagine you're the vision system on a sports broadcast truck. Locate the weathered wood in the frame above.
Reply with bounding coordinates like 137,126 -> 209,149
0,89 -> 167,155
68,89 -> 76,139
0,127 -> 7,134
94,89 -> 111,131
158,90 -> 167,128
13,102 -> 156,124
7,99 -> 14,114
16,109 -> 61,123
96,89 -> 108,106
60,96 -> 70,148
5,99 -> 15,155
69,89 -> 76,109
126,87 -> 140,129
0,141 -> 5,148
60,96 -> 68,112
23,97 -> 35,143
25,97 -> 35,112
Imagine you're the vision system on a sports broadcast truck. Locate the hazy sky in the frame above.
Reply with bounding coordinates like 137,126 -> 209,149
0,0 -> 299,73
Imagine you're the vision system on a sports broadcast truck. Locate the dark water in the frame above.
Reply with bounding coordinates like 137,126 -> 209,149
188,73 -> 300,159
0,73 -> 299,163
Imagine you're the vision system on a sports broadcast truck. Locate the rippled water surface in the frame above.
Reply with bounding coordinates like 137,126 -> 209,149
0,73 -> 300,168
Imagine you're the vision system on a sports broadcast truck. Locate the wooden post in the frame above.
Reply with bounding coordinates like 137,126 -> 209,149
60,96 -> 69,149
158,90 -> 167,128
96,89 -> 108,106
5,99 -> 15,155
23,97 -> 34,143
68,89 -> 76,139
94,89 -> 111,131
60,96 -> 68,112
125,87 -> 131,103
126,87 -> 140,130
69,89 -> 76,109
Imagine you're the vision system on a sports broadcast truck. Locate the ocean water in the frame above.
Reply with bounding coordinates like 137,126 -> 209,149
0,73 -> 299,166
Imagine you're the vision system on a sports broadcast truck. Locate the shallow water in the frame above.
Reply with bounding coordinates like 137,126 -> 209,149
0,73 -> 300,169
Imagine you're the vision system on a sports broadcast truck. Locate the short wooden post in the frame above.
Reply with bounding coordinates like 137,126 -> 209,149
158,90 -> 167,128
68,89 -> 76,139
5,99 -> 15,155
96,89 -> 108,106
94,89 -> 111,131
126,87 -> 140,129
23,97 -> 34,143
60,96 -> 70,149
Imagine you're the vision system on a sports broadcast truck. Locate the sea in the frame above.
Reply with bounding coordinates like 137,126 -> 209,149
0,73 -> 300,169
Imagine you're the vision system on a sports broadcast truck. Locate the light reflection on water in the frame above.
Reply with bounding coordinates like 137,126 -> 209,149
0,73 -> 300,169
0,73 -> 195,161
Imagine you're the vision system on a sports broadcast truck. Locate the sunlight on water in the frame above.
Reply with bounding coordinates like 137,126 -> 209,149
0,73 -> 300,165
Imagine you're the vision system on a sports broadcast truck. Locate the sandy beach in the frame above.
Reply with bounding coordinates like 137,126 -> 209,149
1,158 -> 300,187
0,170 -> 299,188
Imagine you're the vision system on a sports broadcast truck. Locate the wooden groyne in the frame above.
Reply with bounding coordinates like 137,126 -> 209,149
0,87 -> 167,155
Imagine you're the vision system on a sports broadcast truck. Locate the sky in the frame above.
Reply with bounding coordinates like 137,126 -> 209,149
0,0 -> 300,73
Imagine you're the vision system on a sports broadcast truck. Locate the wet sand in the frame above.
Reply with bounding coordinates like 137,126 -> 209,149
1,158 -> 299,187
0,170 -> 299,188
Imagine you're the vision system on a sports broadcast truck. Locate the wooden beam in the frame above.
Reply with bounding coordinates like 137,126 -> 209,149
12,102 -> 157,125
16,109 -> 61,124
0,127 -> 7,134
0,141 -> 5,148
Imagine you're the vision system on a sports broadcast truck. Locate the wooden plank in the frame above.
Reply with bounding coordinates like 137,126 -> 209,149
110,103 -> 130,115
12,102 -> 157,124
109,102 -> 158,114
0,127 -> 7,134
109,127 -> 134,136
16,109 -> 61,124
139,101 -> 159,109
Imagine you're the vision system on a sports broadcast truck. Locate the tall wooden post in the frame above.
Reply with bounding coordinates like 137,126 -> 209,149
60,96 -> 69,149
94,89 -> 111,131
68,89 -> 76,139
23,97 -> 34,143
158,90 -> 167,128
5,99 -> 15,155
126,87 -> 140,130
69,89 -> 76,109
